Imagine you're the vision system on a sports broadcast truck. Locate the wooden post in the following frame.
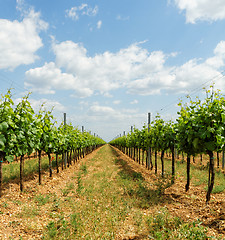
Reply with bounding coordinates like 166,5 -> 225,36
147,113 -> 151,170
20,155 -> 24,191
64,113 -> 67,169
131,126 -> 133,159
38,150 -> 42,185
222,151 -> 225,169
48,153 -> 52,177
56,153 -> 59,173
0,153 -> 3,197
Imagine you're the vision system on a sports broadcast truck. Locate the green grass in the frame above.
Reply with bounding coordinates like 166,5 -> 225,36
79,163 -> 88,174
210,184 -> 225,194
146,207 -> 210,240
18,203 -> 40,218
3,154 -> 63,183
44,145 -> 212,239
61,182 -> 75,196
159,154 -> 225,193
34,194 -> 51,206
3,145 -> 220,239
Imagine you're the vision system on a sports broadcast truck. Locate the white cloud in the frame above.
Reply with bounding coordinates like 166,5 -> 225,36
89,105 -> 115,116
103,92 -> 113,98
0,9 -> 48,70
130,100 -> 138,104
25,40 -> 225,98
113,100 -> 121,105
116,15 -> 130,21
128,40 -> 225,95
66,7 -> 79,21
87,103 -> 143,122
69,102 -> 146,141
66,4 -> 98,21
97,20 -> 102,29
16,0 -> 25,13
51,41 -> 167,95
173,0 -> 225,23
25,62 -> 93,97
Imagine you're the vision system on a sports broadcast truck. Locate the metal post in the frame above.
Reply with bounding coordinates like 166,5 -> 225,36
64,113 -> 66,126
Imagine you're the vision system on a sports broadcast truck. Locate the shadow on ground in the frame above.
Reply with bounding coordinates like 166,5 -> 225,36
109,146 -> 175,208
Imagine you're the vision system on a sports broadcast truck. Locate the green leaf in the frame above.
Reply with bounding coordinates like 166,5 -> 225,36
193,138 -> 199,149
5,155 -> 14,163
222,113 -> 225,122
0,122 -> 8,132
0,134 -> 6,143
205,141 -> 216,152
0,140 -> 5,150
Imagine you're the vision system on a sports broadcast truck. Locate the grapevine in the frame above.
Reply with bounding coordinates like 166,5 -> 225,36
0,90 -> 105,194
110,86 -> 225,202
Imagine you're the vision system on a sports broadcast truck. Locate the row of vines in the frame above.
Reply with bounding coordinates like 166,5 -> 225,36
0,90 -> 105,196
110,87 -> 225,202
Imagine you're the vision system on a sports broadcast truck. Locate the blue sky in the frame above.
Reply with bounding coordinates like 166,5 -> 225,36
1,0 -> 225,141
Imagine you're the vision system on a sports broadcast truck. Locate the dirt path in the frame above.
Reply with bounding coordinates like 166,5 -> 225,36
0,145 -> 224,239
111,146 -> 225,239
0,146 -> 103,239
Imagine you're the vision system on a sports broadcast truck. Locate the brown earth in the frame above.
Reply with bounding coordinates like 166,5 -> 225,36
0,145 -> 224,239
0,148 -> 101,239
113,147 -> 225,239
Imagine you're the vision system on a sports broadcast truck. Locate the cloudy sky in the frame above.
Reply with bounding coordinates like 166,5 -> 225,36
1,0 -> 225,141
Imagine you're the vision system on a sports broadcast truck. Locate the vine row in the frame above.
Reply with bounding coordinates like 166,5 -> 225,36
0,90 -> 105,195
110,86 -> 225,202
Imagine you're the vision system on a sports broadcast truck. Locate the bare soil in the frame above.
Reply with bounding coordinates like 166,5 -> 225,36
0,145 -> 224,239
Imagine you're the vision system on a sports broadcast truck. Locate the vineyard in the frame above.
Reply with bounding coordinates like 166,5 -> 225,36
0,88 -> 225,239
0,90 -> 105,196
110,86 -> 225,203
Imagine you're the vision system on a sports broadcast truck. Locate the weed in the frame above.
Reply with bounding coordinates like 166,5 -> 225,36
11,200 -> 22,205
51,198 -> 60,212
46,221 -> 57,239
77,172 -> 84,194
133,212 -> 143,228
20,204 -> 40,218
118,170 -> 131,180
154,174 -> 173,196
2,202 -> 8,208
80,164 -> 88,174
61,182 -> 75,196
193,178 -> 207,186
146,208 -> 208,239
9,237 -> 23,240
34,194 -> 50,206
211,185 -> 225,194
132,171 -> 144,180
44,214 -> 71,239
70,213 -> 81,235
9,220 -> 21,227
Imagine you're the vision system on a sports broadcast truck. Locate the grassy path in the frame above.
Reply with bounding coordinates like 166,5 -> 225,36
0,145 -> 220,239
48,144 -> 153,239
